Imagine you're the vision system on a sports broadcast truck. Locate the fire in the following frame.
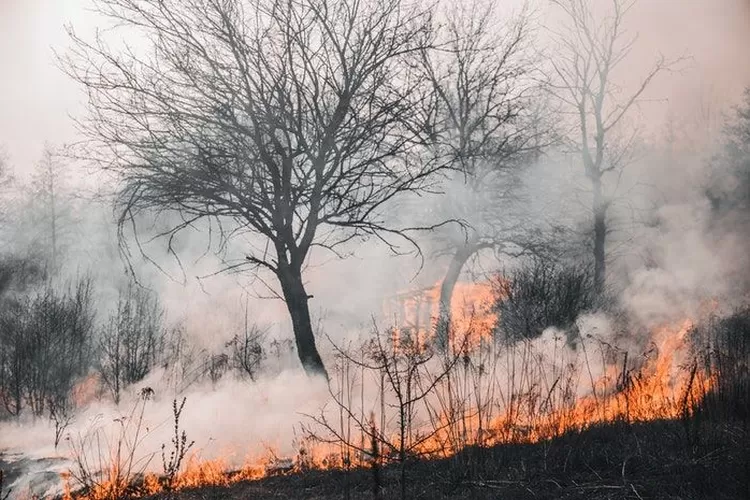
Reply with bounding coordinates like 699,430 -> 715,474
383,279 -> 499,351
72,374 -> 101,408
62,446 -> 346,500
59,280 -> 715,499
492,319 -> 711,440
411,318 -> 713,455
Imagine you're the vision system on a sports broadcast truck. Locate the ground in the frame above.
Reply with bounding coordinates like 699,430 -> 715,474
1,452 -> 69,499
148,419 -> 750,500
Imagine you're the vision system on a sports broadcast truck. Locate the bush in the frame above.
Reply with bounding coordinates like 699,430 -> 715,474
226,324 -> 265,381
493,258 -> 596,343
691,308 -> 750,421
0,274 -> 95,420
97,281 -> 166,405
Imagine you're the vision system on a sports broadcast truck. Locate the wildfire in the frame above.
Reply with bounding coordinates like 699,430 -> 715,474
486,319 -> 712,443
59,281 -> 715,500
383,279 -> 499,351
72,374 -> 101,408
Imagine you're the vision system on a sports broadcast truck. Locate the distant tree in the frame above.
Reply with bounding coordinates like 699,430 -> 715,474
420,1 -> 546,345
63,0 -> 441,378
98,281 -> 165,405
705,87 -> 750,293
0,148 -> 11,187
708,87 -> 750,215
29,143 -> 76,273
0,148 -> 17,232
546,0 -> 676,294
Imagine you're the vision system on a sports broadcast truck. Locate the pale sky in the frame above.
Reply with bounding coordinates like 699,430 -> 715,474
0,0 -> 749,175
0,0 -> 90,175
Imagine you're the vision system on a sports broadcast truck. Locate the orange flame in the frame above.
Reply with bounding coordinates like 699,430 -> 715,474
383,279 -> 499,351
61,281 -> 715,499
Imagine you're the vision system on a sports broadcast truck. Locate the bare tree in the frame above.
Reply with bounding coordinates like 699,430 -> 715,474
98,281 -> 165,405
63,0 -> 440,378
420,1 -> 546,344
305,326 -> 464,500
32,144 -> 64,271
0,148 -> 18,234
709,87 -> 750,216
0,273 -> 94,420
546,0 -> 676,294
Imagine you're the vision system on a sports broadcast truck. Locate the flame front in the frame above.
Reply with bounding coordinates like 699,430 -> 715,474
61,281 -> 714,499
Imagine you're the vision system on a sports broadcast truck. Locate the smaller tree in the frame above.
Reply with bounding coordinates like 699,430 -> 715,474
26,279 -> 96,417
98,281 -> 165,404
0,298 -> 30,417
28,143 -> 77,273
0,148 -> 14,214
546,0 -> 677,294
0,148 -> 20,246
708,88 -> 750,215
305,326 -> 464,500
0,273 -> 94,420
420,0 -> 547,345
705,88 -> 750,294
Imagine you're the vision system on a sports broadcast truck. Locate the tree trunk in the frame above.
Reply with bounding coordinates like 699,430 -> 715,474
592,178 -> 607,295
436,244 -> 478,349
278,264 -> 328,379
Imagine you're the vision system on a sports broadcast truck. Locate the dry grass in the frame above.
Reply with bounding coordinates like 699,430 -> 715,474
62,309 -> 750,500
149,418 -> 749,500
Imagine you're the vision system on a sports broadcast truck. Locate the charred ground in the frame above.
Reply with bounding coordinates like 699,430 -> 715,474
146,418 -> 749,500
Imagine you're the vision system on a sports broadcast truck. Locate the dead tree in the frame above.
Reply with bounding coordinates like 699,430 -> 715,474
546,0 -> 675,294
305,325 -> 465,500
420,1 -> 546,345
63,0 -> 440,378
29,143 -> 71,273
98,281 -> 165,405
0,148 -> 15,229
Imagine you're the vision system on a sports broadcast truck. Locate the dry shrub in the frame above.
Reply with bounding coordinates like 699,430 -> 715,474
691,308 -> 750,421
493,258 -> 596,343
67,391 -> 155,500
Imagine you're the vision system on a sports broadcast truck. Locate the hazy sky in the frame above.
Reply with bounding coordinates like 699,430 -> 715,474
1,0 -> 749,175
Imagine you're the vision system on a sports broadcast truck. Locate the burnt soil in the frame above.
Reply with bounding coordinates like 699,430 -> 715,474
150,418 -> 750,500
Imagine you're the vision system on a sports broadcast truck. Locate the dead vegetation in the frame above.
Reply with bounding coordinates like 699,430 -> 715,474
52,307 -> 749,500
147,418 -> 749,500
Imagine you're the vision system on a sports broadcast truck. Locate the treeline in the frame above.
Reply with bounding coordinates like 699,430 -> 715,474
0,259 -> 92,421
0,255 -> 274,423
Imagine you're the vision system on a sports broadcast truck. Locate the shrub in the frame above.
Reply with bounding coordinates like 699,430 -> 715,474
97,281 -> 166,405
691,308 -> 750,421
0,275 -> 95,420
493,258 -> 596,343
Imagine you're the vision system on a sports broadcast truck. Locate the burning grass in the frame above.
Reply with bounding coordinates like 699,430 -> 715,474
144,418 -> 750,500
41,276 -> 750,500
56,302 -> 729,500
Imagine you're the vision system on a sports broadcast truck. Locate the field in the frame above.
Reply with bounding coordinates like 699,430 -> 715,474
153,419 -> 749,500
